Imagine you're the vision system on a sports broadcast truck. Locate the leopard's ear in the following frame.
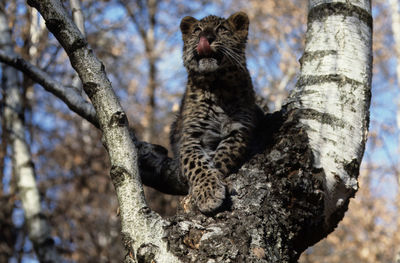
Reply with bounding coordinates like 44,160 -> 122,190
180,16 -> 198,35
227,12 -> 249,37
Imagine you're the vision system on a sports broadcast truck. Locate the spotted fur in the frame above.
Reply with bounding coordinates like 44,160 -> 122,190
171,12 -> 257,213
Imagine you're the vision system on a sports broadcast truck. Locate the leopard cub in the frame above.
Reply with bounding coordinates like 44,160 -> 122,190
170,12 -> 257,213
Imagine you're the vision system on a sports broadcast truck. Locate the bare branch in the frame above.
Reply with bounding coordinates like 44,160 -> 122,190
0,50 -> 99,128
26,0 -> 178,260
0,50 -> 187,195
136,140 -> 188,195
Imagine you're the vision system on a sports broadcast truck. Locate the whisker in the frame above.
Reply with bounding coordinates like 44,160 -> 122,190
218,46 -> 247,73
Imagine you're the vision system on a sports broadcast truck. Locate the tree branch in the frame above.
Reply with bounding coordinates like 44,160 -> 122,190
136,140 -> 188,195
0,50 -> 188,195
26,0 -> 179,261
0,50 -> 99,128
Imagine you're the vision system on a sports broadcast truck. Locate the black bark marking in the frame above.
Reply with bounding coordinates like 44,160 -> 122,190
297,108 -> 346,128
109,111 -> 128,127
83,81 -> 101,97
299,50 -> 338,66
110,165 -> 129,188
296,74 -> 364,87
66,38 -> 88,54
308,2 -> 372,29
44,19 -> 64,35
137,243 -> 159,263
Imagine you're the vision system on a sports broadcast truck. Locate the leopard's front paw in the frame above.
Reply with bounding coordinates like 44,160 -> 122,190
192,172 -> 226,214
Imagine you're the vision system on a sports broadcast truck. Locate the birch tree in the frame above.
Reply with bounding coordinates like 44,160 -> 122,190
0,0 -> 372,261
0,6 -> 61,262
288,0 -> 372,222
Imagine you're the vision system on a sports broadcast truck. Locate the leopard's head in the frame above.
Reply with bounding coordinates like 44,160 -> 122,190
180,12 -> 249,74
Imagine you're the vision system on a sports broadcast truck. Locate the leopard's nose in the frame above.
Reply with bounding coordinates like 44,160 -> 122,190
205,34 -> 215,44
200,30 -> 216,44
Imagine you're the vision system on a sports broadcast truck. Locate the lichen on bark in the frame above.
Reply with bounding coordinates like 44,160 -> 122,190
164,109 -> 334,262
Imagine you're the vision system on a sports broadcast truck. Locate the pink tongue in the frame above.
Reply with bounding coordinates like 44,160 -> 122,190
197,36 -> 212,56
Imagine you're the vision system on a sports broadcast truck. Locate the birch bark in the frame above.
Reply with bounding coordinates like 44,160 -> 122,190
288,0 -> 372,222
0,7 -> 61,262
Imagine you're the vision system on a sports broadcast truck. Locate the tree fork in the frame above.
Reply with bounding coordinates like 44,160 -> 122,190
13,0 -> 372,261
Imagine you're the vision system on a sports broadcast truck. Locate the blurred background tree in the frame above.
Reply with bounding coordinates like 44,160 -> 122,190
0,0 -> 398,262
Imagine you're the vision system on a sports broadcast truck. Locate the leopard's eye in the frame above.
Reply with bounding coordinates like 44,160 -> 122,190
193,26 -> 201,34
216,25 -> 228,33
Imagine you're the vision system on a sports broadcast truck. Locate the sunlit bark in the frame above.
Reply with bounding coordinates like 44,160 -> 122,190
288,0 -> 372,222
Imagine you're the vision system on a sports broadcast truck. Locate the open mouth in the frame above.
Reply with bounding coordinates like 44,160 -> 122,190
193,50 -> 224,72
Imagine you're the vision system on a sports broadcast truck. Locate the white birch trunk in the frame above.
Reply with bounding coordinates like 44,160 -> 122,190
28,7 -> 46,60
288,0 -> 372,220
0,9 -> 60,262
27,1 -> 179,261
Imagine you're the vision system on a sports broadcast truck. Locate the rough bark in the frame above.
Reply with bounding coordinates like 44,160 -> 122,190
5,0 -> 371,261
0,7 -> 61,262
288,0 -> 372,222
